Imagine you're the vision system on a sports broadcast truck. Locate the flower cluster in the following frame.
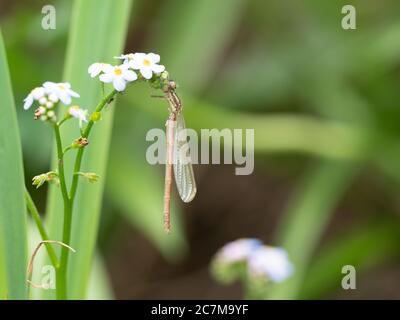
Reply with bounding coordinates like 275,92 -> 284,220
88,52 -> 166,91
23,82 -> 81,124
211,238 -> 294,284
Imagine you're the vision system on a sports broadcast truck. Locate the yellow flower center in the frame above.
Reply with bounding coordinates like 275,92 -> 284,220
143,59 -> 151,67
114,68 -> 122,76
58,84 -> 65,90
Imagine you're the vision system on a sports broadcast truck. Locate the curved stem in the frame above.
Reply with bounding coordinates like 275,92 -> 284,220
24,188 -> 59,268
69,89 -> 117,200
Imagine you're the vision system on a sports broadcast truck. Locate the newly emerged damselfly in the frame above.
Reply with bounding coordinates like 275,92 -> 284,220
160,80 -> 197,233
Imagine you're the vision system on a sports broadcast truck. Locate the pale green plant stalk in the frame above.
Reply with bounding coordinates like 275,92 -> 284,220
55,89 -> 116,299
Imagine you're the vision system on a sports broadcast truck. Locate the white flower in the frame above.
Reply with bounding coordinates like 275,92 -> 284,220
216,238 -> 262,263
128,52 -> 165,79
23,87 -> 45,110
99,64 -> 137,91
68,106 -> 89,128
248,246 -> 294,283
88,63 -> 112,78
43,82 -> 80,105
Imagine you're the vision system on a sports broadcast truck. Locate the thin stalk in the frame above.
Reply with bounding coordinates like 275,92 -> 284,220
24,188 -> 59,268
53,123 -> 72,300
69,90 -> 117,200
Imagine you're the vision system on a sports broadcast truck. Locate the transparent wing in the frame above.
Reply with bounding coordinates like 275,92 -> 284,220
173,113 -> 197,203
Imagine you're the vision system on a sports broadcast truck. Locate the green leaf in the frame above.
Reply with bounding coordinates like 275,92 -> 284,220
0,29 -> 28,299
44,0 -> 133,299
268,161 -> 356,299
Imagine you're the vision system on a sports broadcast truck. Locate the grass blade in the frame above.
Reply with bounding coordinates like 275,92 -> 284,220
0,29 -> 28,299
268,161 -> 356,299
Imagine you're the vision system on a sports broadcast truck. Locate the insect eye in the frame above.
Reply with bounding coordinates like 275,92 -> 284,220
169,81 -> 177,89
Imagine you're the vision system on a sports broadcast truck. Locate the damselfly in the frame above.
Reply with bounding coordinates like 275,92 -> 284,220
161,80 -> 196,233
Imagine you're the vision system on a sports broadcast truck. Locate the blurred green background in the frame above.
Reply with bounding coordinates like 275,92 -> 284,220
1,0 -> 400,299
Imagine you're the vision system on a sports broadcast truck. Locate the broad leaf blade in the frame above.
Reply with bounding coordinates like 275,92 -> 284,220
0,30 -> 28,300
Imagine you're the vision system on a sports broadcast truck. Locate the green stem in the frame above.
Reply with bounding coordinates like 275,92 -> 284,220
53,124 -> 72,300
54,90 -> 116,299
69,90 -> 116,200
57,115 -> 71,127
24,188 -> 59,268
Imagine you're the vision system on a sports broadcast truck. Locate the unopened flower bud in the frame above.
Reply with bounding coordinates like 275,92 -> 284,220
47,110 -> 56,119
34,107 -> 46,120
90,111 -> 102,122
48,93 -> 59,103
160,71 -> 169,80
72,137 -> 89,148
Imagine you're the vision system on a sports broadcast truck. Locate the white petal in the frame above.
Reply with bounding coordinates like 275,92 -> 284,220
140,67 -> 153,79
102,64 -> 114,73
23,95 -> 34,110
59,93 -> 72,105
43,81 -> 56,88
129,59 -> 141,70
152,64 -> 165,74
31,87 -> 45,99
119,63 -> 130,71
68,89 -> 80,98
123,70 -> 138,82
81,111 -> 88,123
88,63 -> 102,77
133,52 -> 146,60
68,107 -> 79,118
63,82 -> 71,89
99,73 -> 114,83
113,77 -> 126,91
43,81 -> 57,94
147,53 -> 160,63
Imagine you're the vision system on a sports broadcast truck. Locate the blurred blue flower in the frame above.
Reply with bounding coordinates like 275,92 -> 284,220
248,246 -> 294,283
